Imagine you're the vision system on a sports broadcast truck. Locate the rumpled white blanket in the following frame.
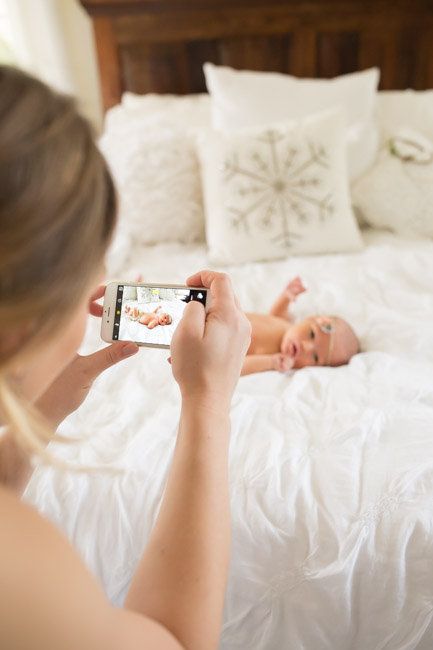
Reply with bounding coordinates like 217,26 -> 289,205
24,229 -> 433,649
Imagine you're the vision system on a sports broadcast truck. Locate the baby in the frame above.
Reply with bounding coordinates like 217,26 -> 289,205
125,304 -> 172,329
242,277 -> 359,376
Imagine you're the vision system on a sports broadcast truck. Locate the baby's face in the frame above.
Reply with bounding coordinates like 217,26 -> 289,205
158,313 -> 171,326
280,315 -> 334,368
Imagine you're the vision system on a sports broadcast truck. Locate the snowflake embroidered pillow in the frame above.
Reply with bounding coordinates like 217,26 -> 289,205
197,108 -> 363,265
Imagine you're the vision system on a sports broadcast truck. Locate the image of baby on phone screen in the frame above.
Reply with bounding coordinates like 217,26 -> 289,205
242,276 -> 359,376
125,305 -> 172,329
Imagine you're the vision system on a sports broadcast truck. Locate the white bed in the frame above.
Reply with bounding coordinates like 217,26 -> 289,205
23,82 -> 433,649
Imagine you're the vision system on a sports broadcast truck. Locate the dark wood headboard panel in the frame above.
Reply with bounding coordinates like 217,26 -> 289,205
81,0 -> 433,112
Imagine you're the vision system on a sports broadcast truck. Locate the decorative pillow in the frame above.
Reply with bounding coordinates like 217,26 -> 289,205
203,63 -> 380,182
137,287 -> 160,303
351,128 -> 433,238
99,125 -> 205,248
376,90 -> 433,146
196,108 -> 363,265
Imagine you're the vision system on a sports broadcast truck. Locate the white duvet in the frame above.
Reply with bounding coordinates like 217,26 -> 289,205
24,229 -> 433,650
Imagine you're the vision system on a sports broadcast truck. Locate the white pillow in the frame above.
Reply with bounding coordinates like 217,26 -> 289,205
376,90 -> 433,145
137,287 -> 160,303
203,63 -> 380,182
118,92 -> 211,129
352,128 -> 433,238
123,285 -> 137,301
99,124 -> 205,247
197,108 -> 363,265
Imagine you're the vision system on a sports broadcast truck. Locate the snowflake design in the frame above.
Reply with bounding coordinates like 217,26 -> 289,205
221,129 -> 335,248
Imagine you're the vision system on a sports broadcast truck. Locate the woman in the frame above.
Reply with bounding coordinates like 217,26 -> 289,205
0,66 -> 251,650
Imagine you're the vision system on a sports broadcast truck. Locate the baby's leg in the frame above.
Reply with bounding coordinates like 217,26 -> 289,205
129,306 -> 139,320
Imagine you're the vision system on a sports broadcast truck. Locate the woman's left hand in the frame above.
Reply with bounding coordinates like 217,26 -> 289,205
36,285 -> 138,428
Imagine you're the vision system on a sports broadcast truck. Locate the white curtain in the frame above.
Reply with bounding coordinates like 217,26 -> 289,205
6,0 -> 103,131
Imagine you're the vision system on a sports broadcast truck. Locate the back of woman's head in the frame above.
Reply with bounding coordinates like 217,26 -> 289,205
0,65 -> 117,367
0,65 -> 117,460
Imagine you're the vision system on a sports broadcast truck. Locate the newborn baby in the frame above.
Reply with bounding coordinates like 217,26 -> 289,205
242,277 -> 359,376
125,304 -> 172,329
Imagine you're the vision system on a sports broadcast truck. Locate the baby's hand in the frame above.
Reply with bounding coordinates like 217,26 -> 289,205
284,276 -> 306,302
272,353 -> 295,373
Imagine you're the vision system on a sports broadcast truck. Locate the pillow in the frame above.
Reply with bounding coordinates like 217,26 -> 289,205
123,286 -> 137,301
118,92 -> 211,129
376,90 -> 433,145
158,288 -> 176,301
203,63 -> 380,181
137,287 -> 160,303
351,128 -> 433,238
99,124 -> 205,247
196,108 -> 363,265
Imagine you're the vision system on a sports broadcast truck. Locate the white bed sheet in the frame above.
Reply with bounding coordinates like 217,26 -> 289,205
24,228 -> 433,649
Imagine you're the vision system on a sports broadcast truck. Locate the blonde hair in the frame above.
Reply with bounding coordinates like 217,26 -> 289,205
0,66 -> 117,468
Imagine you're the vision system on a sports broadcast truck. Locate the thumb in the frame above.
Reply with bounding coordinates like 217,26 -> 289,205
83,341 -> 139,381
176,300 -> 206,340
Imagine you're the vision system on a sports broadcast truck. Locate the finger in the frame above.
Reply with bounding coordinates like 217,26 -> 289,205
89,284 -> 106,303
83,341 -> 139,381
187,270 -> 237,311
89,302 -> 103,318
89,284 -> 106,317
175,300 -> 206,341
136,274 -> 143,282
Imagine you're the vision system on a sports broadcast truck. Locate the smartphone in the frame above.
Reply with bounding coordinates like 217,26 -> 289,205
101,282 -> 210,349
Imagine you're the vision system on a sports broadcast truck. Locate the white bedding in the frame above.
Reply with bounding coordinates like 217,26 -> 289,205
24,228 -> 433,649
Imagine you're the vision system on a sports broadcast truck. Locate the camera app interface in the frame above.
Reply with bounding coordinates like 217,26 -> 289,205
112,285 -> 207,346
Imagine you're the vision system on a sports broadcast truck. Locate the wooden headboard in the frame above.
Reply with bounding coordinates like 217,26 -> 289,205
81,0 -> 433,112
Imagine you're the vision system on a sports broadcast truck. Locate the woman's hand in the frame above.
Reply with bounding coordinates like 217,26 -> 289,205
36,284 -> 138,427
170,271 -> 251,413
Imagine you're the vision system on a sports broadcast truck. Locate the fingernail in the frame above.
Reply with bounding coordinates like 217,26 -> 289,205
122,342 -> 139,357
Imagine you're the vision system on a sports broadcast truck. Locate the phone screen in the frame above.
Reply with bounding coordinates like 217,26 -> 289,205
112,284 -> 207,347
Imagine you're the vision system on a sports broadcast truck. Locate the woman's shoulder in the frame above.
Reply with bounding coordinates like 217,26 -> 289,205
0,485 -> 113,650
0,485 -> 185,650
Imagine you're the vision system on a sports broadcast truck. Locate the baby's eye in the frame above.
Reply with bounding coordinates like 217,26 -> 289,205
314,353 -> 319,364
310,329 -> 315,339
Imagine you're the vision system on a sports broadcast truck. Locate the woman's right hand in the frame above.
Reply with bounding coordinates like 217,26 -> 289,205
170,270 -> 251,413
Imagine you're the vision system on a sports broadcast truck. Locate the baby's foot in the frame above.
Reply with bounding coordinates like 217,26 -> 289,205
129,307 -> 139,320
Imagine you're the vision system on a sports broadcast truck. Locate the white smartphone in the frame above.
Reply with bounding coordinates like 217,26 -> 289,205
101,281 -> 210,349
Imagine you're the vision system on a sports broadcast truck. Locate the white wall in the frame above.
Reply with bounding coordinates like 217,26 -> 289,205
6,0 -> 104,132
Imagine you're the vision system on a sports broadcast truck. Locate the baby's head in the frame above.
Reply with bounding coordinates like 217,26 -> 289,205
158,313 -> 172,326
280,315 -> 359,369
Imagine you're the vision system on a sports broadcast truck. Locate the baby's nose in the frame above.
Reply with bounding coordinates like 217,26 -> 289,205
301,340 -> 314,354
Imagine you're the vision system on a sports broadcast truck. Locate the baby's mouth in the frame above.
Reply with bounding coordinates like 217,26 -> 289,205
289,341 -> 298,358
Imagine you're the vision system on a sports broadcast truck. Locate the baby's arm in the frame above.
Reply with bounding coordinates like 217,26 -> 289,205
147,318 -> 159,329
269,276 -> 306,321
153,306 -> 161,314
241,352 -> 294,377
241,353 -> 295,376
241,355 -> 275,376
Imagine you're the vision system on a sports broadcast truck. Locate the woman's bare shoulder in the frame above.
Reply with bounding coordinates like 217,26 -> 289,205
0,486 -> 184,650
